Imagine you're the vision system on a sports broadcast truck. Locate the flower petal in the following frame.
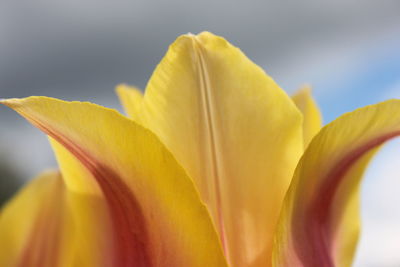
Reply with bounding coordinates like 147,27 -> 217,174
273,100 -> 400,267
0,170 -> 113,267
116,84 -> 143,121
1,96 -> 228,267
0,171 -> 65,267
122,32 -> 303,266
291,86 -> 322,147
49,137 -> 103,195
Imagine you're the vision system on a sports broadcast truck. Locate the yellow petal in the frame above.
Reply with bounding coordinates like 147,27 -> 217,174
48,139 -> 115,267
273,100 -> 400,267
49,137 -> 102,195
0,170 -> 113,267
1,96 -> 228,267
116,84 -> 143,121
0,171 -> 64,267
291,86 -> 322,147
124,31 -> 303,266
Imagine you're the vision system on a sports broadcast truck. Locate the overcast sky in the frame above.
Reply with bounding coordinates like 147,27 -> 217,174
1,1 -> 400,266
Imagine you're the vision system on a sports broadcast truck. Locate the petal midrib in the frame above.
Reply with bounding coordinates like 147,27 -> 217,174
191,36 -> 228,257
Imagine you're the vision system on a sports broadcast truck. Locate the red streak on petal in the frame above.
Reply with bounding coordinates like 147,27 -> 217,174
17,177 -> 64,267
293,131 -> 400,267
24,115 -> 153,267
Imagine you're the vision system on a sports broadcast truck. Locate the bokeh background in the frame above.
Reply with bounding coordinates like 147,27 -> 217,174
1,1 -> 400,266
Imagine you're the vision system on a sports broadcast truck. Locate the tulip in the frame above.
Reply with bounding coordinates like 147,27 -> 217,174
0,32 -> 398,267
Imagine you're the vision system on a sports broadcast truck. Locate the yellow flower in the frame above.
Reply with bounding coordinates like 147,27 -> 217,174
0,32 -> 397,267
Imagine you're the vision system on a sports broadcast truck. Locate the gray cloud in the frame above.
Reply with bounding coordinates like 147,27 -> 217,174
1,1 -> 399,98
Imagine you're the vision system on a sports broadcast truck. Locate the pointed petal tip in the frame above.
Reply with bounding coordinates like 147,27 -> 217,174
182,31 -> 214,38
115,83 -> 142,94
293,85 -> 312,96
185,32 -> 196,37
115,84 -> 144,120
1,96 -> 52,109
177,31 -> 225,46
115,83 -> 130,94
302,84 -> 312,92
0,98 -> 20,107
3,96 -> 125,120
